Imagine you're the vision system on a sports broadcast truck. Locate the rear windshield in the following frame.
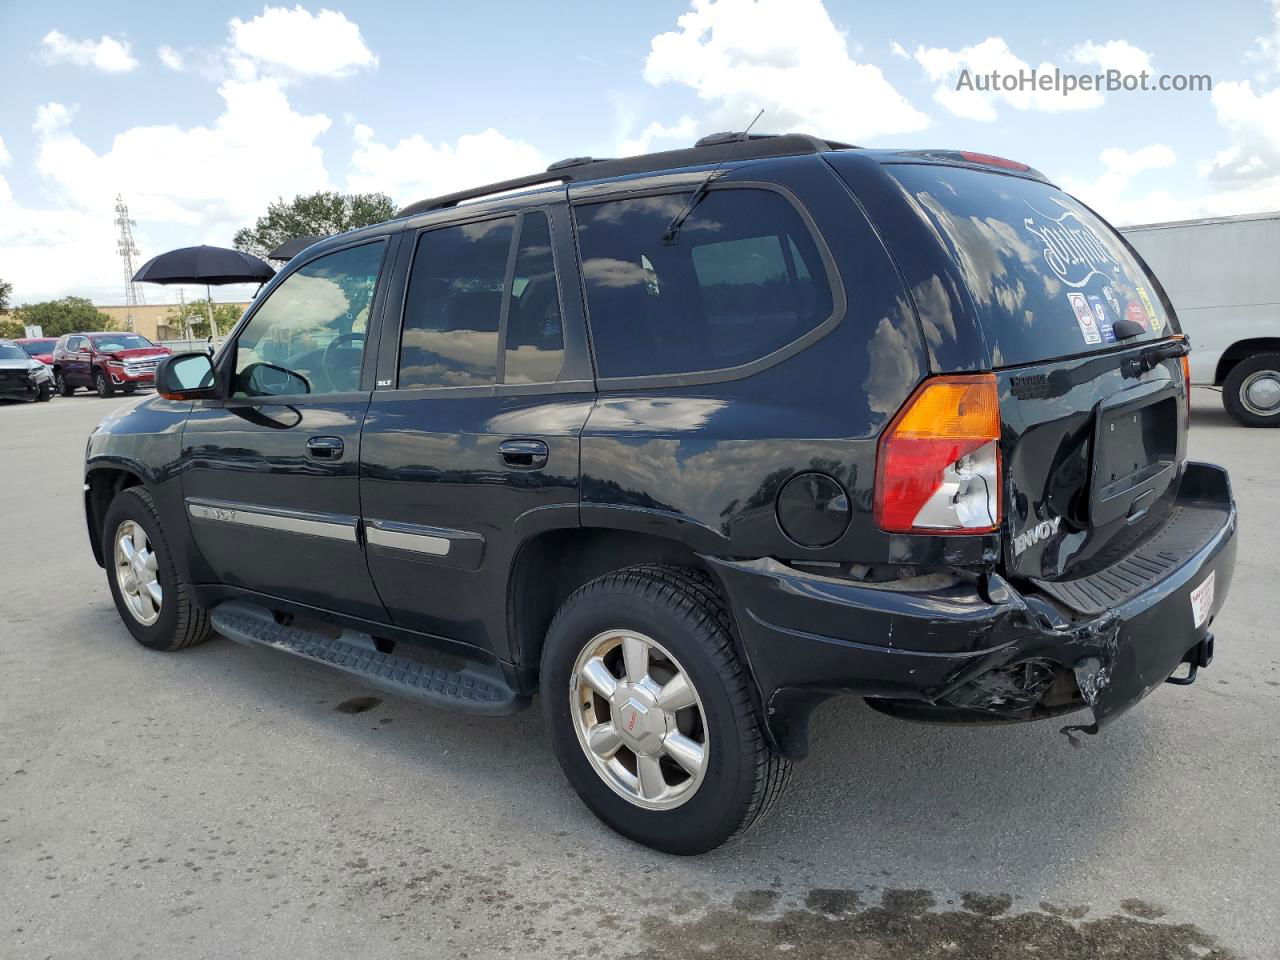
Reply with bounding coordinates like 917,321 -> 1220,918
20,340 -> 56,355
887,164 -> 1175,367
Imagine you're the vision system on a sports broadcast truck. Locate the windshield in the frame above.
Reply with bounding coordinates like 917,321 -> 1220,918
20,340 -> 57,355
89,333 -> 156,352
0,344 -> 29,361
887,164 -> 1175,367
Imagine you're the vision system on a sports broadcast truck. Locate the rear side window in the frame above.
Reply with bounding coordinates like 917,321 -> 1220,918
504,212 -> 565,384
887,165 -> 1175,367
575,188 -> 834,379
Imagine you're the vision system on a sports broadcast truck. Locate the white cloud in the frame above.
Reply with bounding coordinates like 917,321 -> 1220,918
1058,144 -> 1184,225
1248,0 -> 1280,72
34,79 -> 332,227
1194,79 -> 1280,214
1066,39 -> 1153,76
40,30 -> 139,73
642,0 -> 928,141
157,45 -> 185,71
229,5 -> 377,81
1205,81 -> 1280,186
1,78 -> 334,303
346,125 -> 546,206
0,134 -> 10,167
617,116 -> 697,156
915,36 -> 1151,121
889,40 -> 909,59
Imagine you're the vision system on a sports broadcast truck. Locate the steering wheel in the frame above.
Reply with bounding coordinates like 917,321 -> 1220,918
321,331 -> 365,391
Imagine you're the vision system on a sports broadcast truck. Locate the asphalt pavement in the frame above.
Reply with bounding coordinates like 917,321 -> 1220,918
1,388 -> 1276,959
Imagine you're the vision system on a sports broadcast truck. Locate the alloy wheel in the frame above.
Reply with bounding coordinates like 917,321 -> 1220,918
114,520 -> 161,625
570,629 -> 709,810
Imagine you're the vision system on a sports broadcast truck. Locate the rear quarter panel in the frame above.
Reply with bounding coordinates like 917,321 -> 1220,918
580,155 -> 987,566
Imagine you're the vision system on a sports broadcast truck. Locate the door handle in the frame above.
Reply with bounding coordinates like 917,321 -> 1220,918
498,439 -> 548,469
306,436 -> 344,460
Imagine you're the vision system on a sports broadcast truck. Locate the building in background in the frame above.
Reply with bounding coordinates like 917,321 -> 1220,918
97,303 -> 250,342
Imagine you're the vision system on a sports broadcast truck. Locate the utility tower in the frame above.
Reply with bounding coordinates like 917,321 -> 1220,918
114,195 -> 144,330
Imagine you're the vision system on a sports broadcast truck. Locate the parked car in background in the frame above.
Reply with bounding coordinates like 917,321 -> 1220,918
52,332 -> 171,398
84,134 -> 1236,854
15,337 -> 58,366
0,338 -> 54,402
1121,211 -> 1280,426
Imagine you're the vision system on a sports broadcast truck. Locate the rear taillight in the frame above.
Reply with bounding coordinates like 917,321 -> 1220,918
875,374 -> 1002,534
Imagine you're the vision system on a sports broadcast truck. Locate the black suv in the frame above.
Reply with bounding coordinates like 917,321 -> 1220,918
84,133 -> 1237,854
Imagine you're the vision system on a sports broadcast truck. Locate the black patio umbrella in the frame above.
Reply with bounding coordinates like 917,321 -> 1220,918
267,236 -> 328,262
133,245 -> 275,338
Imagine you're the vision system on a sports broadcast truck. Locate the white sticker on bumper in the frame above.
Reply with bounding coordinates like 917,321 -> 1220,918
1190,571 -> 1216,629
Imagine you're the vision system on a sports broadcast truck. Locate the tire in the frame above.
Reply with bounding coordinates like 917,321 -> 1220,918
95,369 -> 115,398
55,371 -> 74,396
540,564 -> 790,854
101,486 -> 214,652
35,382 -> 52,402
1222,352 -> 1280,427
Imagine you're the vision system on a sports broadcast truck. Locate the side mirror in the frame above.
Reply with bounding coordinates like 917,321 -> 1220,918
156,352 -> 218,400
239,361 -> 311,397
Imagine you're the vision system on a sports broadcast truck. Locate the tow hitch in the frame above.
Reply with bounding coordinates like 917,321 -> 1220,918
1166,634 -> 1215,686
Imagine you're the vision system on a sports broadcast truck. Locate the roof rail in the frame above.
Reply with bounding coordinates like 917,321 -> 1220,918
395,132 -> 858,218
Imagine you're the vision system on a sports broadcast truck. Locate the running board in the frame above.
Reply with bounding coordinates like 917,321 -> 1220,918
209,601 -> 527,715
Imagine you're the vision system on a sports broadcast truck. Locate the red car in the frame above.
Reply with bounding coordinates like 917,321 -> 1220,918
52,332 -> 172,398
15,337 -> 58,366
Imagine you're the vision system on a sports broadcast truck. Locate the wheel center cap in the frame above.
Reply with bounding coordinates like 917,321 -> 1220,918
1246,375 -> 1280,410
612,687 -> 666,754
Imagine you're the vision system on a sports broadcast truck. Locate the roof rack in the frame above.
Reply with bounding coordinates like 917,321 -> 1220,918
395,132 -> 857,218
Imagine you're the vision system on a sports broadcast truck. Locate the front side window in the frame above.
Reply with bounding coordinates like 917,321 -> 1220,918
233,241 -> 385,397
574,189 -> 834,379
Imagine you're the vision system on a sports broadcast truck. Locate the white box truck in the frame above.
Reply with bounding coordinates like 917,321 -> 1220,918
1121,211 -> 1280,426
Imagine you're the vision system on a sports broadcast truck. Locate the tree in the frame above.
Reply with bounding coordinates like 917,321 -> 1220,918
163,299 -> 243,339
10,297 -> 116,337
232,191 -> 395,259
0,277 -> 12,314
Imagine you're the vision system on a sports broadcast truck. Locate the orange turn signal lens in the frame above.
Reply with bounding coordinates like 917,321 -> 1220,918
875,374 -> 1002,534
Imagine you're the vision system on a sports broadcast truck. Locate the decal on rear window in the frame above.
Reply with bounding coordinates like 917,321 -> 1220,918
1066,293 -> 1102,344
1022,202 -> 1118,289
1136,285 -> 1163,334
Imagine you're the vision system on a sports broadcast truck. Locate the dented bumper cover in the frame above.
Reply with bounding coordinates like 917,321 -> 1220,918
706,461 -> 1236,758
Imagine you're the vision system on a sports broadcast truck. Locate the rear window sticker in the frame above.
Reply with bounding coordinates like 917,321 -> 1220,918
1086,294 -> 1117,342
1022,200 -> 1118,288
1067,292 -> 1102,344
1136,285 -> 1163,334
1125,300 -> 1148,330
1103,284 -> 1122,317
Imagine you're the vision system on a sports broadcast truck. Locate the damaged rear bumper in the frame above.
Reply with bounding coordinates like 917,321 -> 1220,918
706,461 -> 1237,758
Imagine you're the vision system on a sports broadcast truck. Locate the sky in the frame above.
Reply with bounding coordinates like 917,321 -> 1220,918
1,0 -> 1279,307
